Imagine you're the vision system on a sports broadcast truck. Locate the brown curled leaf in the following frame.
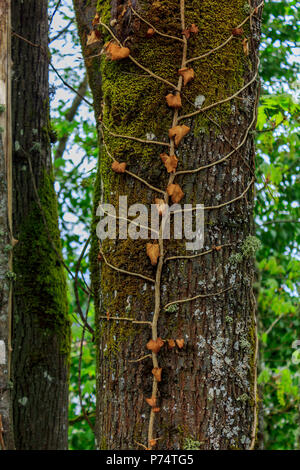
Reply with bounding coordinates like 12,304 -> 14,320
146,27 -> 155,37
92,12 -> 100,26
146,337 -> 164,354
178,67 -> 195,86
176,338 -> 185,349
168,125 -> 190,146
165,93 -> 182,109
153,407 -> 160,413
167,339 -> 176,349
155,198 -> 168,216
111,161 -> 127,173
145,396 -> 156,407
166,183 -> 184,203
232,27 -> 244,36
104,41 -> 130,60
146,243 -> 160,265
189,24 -> 199,34
160,153 -> 178,173
86,29 -> 101,46
149,439 -> 157,447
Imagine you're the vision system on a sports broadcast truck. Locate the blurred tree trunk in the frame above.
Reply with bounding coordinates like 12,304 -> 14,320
74,0 -> 262,450
11,0 -> 70,449
0,0 -> 14,450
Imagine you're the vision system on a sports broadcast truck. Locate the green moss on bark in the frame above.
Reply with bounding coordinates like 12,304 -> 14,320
13,171 -> 70,357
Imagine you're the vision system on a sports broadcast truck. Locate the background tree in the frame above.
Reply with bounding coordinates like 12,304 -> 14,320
73,0 -> 263,450
10,0 -> 70,449
0,0 -> 14,450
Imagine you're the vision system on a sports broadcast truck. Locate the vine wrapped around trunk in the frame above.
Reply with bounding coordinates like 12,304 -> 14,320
74,0 -> 263,450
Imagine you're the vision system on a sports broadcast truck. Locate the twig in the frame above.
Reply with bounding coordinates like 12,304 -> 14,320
163,286 -> 233,310
175,114 -> 256,176
178,59 -> 260,121
129,354 -> 152,363
74,237 -> 95,336
100,128 -> 165,195
98,20 -> 179,91
99,315 -> 152,326
129,4 -> 184,43
100,121 -> 170,148
99,245 -> 155,283
249,291 -> 258,450
185,1 -> 265,64
171,178 -> 254,214
164,244 -> 232,262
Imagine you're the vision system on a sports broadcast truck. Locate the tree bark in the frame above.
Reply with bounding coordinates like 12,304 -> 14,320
0,0 -> 14,450
11,0 -> 70,449
74,0 -> 262,450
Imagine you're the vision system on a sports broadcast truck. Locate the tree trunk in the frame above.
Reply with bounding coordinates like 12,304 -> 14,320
74,0 -> 262,450
11,0 -> 70,449
0,0 -> 14,450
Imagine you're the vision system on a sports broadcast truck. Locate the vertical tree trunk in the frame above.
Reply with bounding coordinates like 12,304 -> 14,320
0,0 -> 14,450
11,0 -> 70,449
74,0 -> 262,450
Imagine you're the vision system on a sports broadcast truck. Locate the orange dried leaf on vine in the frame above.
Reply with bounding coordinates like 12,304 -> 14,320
146,337 -> 164,354
168,125 -> 190,146
160,153 -> 178,173
97,252 -> 102,261
215,245 -> 222,251
146,27 -> 155,37
106,311 -> 110,320
176,338 -> 184,349
86,29 -> 101,46
155,198 -> 167,216
178,67 -> 194,86
104,41 -> 130,60
242,38 -> 249,56
145,396 -> 156,407
111,161 -> 127,173
189,24 -> 199,34
232,27 -> 244,36
182,28 -> 191,39
146,243 -> 160,265
165,93 -> 182,109
153,407 -> 160,413
166,183 -> 184,203
92,12 -> 100,26
167,339 -> 176,348
149,439 -> 157,447
152,367 -> 162,382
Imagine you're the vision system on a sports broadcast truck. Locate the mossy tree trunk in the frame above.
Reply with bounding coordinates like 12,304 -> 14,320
11,0 -> 70,449
74,0 -> 262,450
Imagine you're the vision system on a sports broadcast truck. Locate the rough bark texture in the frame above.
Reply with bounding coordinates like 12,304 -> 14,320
74,0 -> 262,450
11,0 -> 70,450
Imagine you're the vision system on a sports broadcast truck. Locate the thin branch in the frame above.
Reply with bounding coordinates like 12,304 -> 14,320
74,237 -> 95,336
100,120 -> 170,148
186,1 -> 265,64
171,178 -> 254,215
164,244 -> 232,262
49,0 -> 62,28
99,315 -> 152,326
99,245 -> 155,284
129,354 -> 152,363
175,114 -> 256,176
178,59 -> 259,121
129,4 -> 184,43
163,286 -> 233,310
98,20 -> 179,91
100,129 -> 165,195
78,296 -> 95,433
